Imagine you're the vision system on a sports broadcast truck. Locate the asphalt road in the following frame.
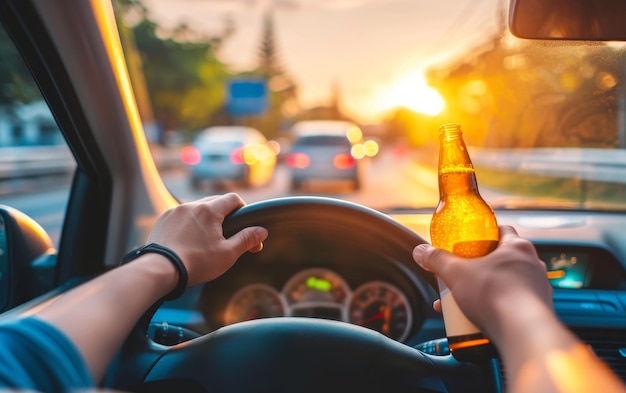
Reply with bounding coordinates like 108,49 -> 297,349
0,147 -> 442,246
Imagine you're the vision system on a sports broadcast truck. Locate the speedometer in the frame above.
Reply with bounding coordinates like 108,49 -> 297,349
349,281 -> 412,341
224,284 -> 287,325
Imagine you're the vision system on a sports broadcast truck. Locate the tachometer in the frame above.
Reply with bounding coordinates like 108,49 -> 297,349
349,281 -> 412,341
224,284 -> 287,325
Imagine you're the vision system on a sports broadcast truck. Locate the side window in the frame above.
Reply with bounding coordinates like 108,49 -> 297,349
0,23 -> 75,246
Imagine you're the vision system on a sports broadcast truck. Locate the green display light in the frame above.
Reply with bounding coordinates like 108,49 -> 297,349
306,276 -> 332,292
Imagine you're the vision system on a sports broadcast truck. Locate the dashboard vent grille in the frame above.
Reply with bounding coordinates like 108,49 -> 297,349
573,328 -> 626,381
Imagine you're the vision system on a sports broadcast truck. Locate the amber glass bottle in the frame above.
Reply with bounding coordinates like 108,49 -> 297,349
430,123 -> 499,362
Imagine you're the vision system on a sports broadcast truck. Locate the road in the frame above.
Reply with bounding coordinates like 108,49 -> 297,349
170,148 -> 440,207
0,147 -> 443,246
2,144 -> 617,247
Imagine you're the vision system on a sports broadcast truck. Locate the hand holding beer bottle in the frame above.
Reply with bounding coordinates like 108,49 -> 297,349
430,123 -> 499,361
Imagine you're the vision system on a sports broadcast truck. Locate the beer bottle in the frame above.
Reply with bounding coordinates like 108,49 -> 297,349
430,123 -> 499,362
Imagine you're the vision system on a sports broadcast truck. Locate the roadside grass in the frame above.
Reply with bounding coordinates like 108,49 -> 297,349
476,168 -> 626,209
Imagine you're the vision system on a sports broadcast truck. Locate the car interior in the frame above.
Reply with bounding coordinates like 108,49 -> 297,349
2,0 -> 626,392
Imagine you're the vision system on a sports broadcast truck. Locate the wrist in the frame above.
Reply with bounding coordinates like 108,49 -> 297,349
133,253 -> 179,297
489,292 -> 550,342
121,243 -> 188,300
488,292 -> 570,359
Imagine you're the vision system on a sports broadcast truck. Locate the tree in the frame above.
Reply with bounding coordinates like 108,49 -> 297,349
257,12 -> 282,78
114,0 -> 232,136
423,35 -> 626,149
0,27 -> 41,113
236,11 -> 299,139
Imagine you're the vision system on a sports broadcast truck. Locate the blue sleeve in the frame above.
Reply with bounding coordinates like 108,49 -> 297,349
0,316 -> 94,392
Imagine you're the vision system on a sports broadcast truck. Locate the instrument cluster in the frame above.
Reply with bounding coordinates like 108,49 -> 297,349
220,267 -> 414,342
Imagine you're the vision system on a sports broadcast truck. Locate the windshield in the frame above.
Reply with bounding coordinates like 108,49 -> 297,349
113,0 -> 626,212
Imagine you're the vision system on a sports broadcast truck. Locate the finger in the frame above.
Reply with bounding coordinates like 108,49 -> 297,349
412,243 -> 457,275
196,195 -> 221,202
203,193 -> 246,218
412,244 -> 431,269
498,225 -> 520,244
433,299 -> 442,313
226,226 -> 269,256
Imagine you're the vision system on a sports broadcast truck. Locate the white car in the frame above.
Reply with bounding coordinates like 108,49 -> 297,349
181,126 -> 276,189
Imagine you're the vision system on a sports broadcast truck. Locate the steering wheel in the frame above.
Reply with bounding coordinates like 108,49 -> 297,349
108,197 -> 500,393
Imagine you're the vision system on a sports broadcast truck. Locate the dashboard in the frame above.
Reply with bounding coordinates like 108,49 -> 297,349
219,268 -> 413,341
196,249 -> 435,347
180,242 -> 625,343
152,205 -> 626,381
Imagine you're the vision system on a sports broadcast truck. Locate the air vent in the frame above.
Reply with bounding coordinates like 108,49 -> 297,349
573,328 -> 626,381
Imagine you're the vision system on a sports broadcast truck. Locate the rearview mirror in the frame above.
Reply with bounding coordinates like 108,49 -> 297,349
509,0 -> 626,41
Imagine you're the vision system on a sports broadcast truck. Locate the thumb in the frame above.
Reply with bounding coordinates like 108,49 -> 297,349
412,243 -> 457,277
226,226 -> 269,255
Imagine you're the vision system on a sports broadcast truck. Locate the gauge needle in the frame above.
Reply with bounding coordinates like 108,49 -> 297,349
360,310 -> 385,325
382,305 -> 391,335
246,308 -> 259,320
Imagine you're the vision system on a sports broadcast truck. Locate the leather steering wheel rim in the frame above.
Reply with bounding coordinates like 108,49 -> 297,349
223,196 -> 437,289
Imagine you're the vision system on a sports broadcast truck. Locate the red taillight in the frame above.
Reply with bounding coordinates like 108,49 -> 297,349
181,146 -> 201,166
230,147 -> 245,165
333,153 -> 356,169
287,153 -> 310,168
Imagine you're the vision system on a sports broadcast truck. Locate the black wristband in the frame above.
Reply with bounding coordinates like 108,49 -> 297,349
121,243 -> 189,300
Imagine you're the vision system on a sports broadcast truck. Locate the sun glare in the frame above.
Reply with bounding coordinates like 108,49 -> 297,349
382,73 -> 445,116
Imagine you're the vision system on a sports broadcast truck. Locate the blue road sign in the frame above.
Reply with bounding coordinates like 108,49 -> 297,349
226,78 -> 268,116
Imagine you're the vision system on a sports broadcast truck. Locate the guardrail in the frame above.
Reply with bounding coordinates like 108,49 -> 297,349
0,144 -> 186,196
470,147 -> 626,184
149,145 -> 183,171
0,144 -> 184,181
0,145 -> 75,180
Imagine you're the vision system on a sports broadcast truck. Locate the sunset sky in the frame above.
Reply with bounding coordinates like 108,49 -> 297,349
143,0 -> 505,122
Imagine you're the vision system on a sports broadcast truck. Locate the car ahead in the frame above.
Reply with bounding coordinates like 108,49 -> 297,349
286,120 -> 363,191
181,126 -> 276,190
3,0 -> 626,392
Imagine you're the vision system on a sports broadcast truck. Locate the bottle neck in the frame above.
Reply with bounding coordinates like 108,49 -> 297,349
438,169 -> 479,197
437,125 -> 479,197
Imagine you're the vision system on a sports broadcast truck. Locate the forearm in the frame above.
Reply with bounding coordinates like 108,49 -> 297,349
36,254 -> 177,382
492,295 -> 626,393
